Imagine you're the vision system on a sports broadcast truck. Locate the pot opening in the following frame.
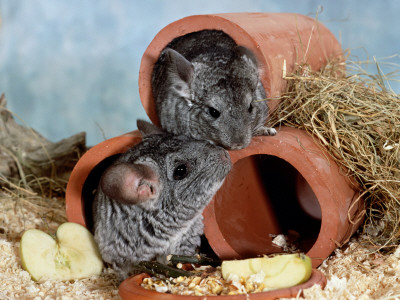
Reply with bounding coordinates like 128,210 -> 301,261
212,154 -> 321,258
81,154 -> 120,232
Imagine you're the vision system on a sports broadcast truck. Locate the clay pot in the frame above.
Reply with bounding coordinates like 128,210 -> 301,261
119,270 -> 327,300
202,126 -> 364,268
65,126 -> 364,268
138,12 -> 343,125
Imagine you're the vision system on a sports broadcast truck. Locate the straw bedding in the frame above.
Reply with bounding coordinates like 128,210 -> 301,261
1,58 -> 400,299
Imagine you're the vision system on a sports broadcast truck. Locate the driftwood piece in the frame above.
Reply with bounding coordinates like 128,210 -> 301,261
0,94 -> 86,190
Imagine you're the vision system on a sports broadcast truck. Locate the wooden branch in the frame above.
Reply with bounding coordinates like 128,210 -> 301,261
136,261 -> 193,278
167,254 -> 221,267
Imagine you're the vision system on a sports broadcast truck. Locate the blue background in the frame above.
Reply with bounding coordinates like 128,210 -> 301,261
0,1 -> 399,145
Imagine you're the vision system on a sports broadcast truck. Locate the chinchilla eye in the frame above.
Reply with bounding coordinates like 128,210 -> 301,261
248,104 -> 253,113
173,164 -> 188,180
208,107 -> 220,118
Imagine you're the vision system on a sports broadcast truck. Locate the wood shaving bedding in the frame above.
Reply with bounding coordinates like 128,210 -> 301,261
2,191 -> 400,299
283,241 -> 400,300
0,193 -> 120,299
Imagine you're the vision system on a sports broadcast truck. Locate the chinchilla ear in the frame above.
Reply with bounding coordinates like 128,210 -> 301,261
164,47 -> 194,85
100,162 -> 159,205
137,119 -> 164,138
233,45 -> 258,68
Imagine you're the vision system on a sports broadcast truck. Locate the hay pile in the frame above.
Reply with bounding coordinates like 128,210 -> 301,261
268,58 -> 400,249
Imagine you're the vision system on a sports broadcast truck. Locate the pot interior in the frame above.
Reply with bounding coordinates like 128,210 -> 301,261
212,154 -> 322,257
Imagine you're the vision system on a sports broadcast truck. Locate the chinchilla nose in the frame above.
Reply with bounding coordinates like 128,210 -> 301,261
229,136 -> 249,150
229,131 -> 250,150
229,142 -> 245,150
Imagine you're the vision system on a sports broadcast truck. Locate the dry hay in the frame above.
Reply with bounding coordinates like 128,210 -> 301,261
268,58 -> 400,250
0,94 -> 86,200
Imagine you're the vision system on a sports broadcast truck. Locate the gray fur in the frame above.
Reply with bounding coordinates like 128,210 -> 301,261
93,120 -> 232,281
152,30 -> 276,150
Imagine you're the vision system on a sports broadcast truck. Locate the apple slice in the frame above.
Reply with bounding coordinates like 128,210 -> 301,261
221,253 -> 312,290
20,222 -> 103,281
259,253 -> 312,289
221,257 -> 260,280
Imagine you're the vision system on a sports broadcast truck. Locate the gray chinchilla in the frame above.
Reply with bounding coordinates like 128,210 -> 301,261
93,120 -> 232,280
152,30 -> 276,150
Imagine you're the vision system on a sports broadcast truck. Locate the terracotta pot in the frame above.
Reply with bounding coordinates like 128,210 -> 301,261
138,12 -> 343,125
202,126 -> 364,268
65,126 -> 364,268
118,270 -> 327,300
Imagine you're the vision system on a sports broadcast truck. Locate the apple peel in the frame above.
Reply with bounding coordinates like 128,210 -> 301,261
20,222 -> 103,281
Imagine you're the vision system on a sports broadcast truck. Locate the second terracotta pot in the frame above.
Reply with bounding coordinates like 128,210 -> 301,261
203,126 -> 364,268
139,12 -> 343,125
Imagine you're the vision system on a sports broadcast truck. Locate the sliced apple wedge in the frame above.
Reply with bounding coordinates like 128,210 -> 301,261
221,257 -> 260,280
20,222 -> 103,281
221,253 -> 312,290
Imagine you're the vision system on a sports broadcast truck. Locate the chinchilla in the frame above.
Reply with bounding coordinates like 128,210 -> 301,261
92,120 -> 232,280
152,30 -> 276,150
